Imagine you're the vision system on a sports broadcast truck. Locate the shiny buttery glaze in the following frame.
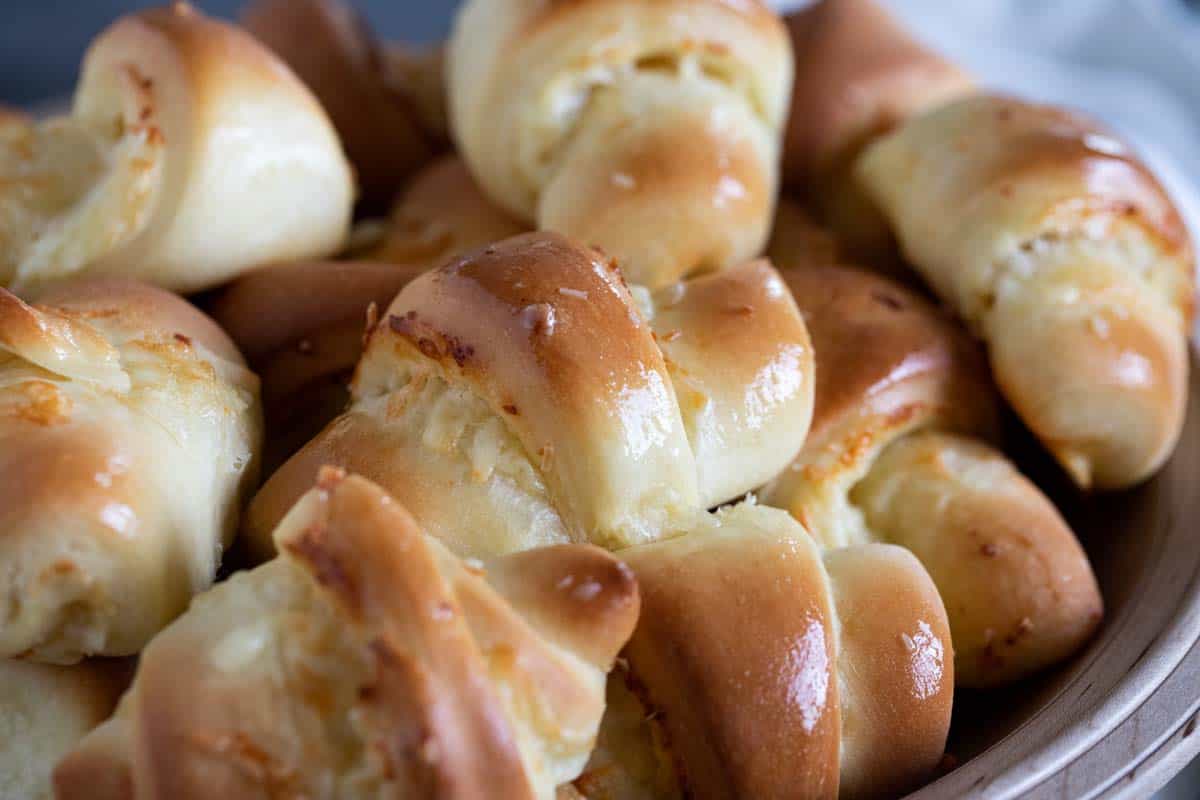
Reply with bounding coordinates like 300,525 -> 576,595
448,0 -> 793,286
857,93 -> 1193,488
576,502 -> 954,799
763,223 -> 1102,686
245,232 -> 814,559
55,471 -> 640,799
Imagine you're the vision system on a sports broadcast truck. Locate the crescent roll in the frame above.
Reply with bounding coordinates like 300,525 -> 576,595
574,503 -> 953,800
781,0 -> 972,260
765,217 -> 1102,685
212,157 -> 527,470
246,232 -> 814,560
0,3 -> 353,294
0,278 -> 261,663
856,94 -> 1193,489
0,659 -> 130,800
54,469 -> 640,800
242,0 -> 447,210
782,0 -> 1192,488
447,0 -> 793,288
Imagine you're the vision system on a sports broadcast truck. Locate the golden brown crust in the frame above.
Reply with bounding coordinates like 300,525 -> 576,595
904,97 -> 1190,267
0,277 -> 261,662
56,472 -> 640,799
248,232 -> 814,559
588,505 -> 953,798
781,0 -> 972,186
778,0 -> 972,261
0,3 -> 352,294
363,156 -> 528,268
537,79 -> 775,287
242,0 -> 446,209
766,199 -> 844,269
484,545 -> 640,668
364,232 -> 697,546
35,277 -> 245,366
523,0 -> 782,33
273,473 -> 537,798
856,93 -> 1194,487
380,232 -> 649,411
618,513 -> 841,799
775,259 -> 996,448
212,260 -> 419,470
762,233 -> 1102,687
852,432 -> 1104,686
0,289 -> 127,387
449,0 -> 793,287
648,258 -> 815,506
128,3 -> 305,95
213,157 -> 524,471
821,545 -> 953,800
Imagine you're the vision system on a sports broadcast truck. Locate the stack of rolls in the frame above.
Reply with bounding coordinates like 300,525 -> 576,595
0,0 -> 1191,798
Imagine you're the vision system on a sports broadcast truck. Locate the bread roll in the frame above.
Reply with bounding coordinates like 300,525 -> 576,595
354,156 -> 528,266
246,232 -> 813,560
781,0 -> 972,260
0,659 -> 129,800
0,278 -> 261,663
850,431 -> 1104,687
857,94 -> 1193,488
778,1 -> 1192,488
0,3 -> 353,294
574,503 -> 953,799
764,227 -> 1102,685
54,469 -> 640,800
242,0 -> 447,209
448,0 -> 793,288
212,157 -> 527,471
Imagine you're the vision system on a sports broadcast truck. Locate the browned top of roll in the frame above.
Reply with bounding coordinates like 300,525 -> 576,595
34,277 -> 245,366
619,513 -> 841,799
782,0 -> 972,186
821,544 -> 954,798
947,96 -> 1191,262
377,232 -> 665,430
242,0 -> 445,208
779,262 -> 994,440
112,2 -> 316,99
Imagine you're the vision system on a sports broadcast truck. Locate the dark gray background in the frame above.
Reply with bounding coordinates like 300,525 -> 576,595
0,1 -> 456,106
